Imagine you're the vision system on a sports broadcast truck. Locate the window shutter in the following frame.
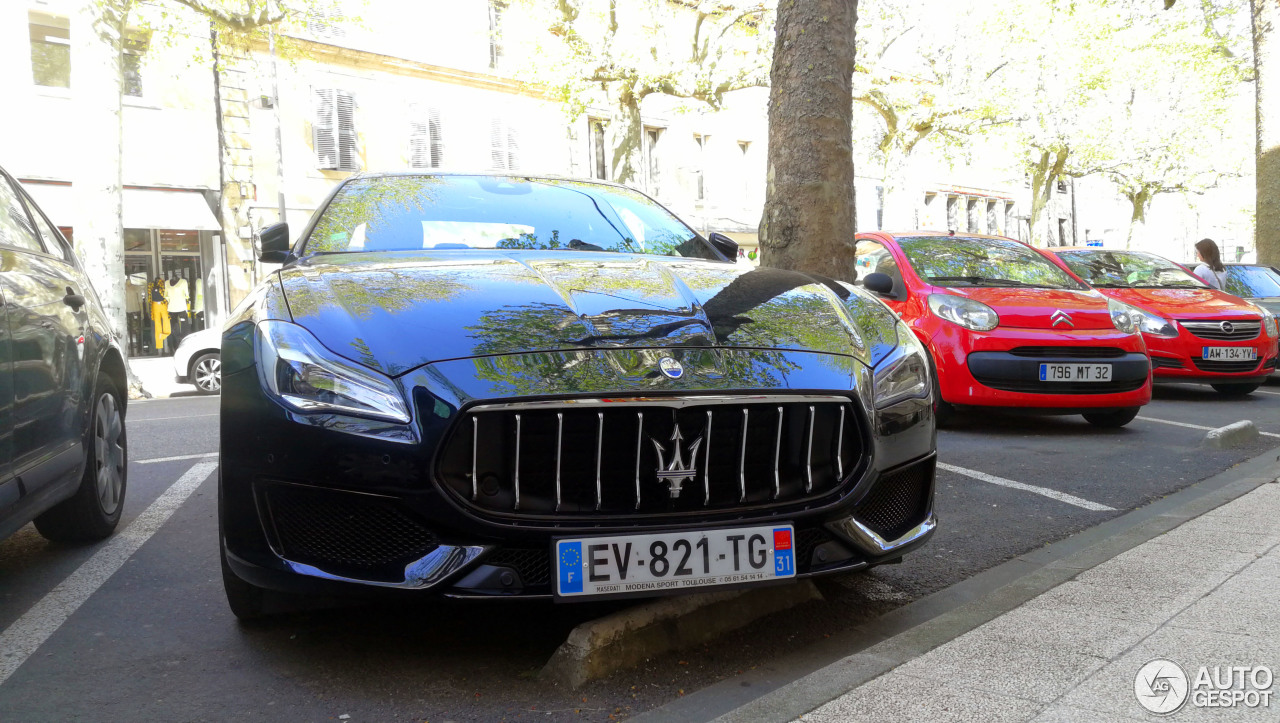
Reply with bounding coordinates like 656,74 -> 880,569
313,88 -> 337,170
490,117 -> 506,170
408,105 -> 444,169
505,124 -> 519,171
336,90 -> 359,171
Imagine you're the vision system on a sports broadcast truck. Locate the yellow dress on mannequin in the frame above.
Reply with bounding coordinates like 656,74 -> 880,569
151,278 -> 171,349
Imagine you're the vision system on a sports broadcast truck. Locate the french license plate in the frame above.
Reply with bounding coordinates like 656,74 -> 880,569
554,524 -> 796,598
1039,363 -> 1113,382
1202,346 -> 1257,361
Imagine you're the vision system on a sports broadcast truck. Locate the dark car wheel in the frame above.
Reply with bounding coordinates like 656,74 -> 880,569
220,540 -> 268,622
191,352 -> 221,395
1082,407 -> 1140,428
34,373 -> 128,543
1211,382 -> 1260,396
929,354 -> 953,427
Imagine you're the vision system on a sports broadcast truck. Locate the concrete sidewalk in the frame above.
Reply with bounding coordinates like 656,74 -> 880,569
128,356 -> 195,399
789,481 -> 1280,722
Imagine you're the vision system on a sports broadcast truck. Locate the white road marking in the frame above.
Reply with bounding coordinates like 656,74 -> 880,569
134,452 -> 218,465
1253,389 -> 1280,396
128,413 -> 218,423
0,460 -> 219,686
937,462 -> 1116,512
1136,416 -> 1280,439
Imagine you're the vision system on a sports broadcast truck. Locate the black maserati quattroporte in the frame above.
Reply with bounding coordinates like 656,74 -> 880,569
219,173 -> 937,619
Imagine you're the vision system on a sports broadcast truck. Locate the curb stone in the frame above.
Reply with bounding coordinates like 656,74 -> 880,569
540,581 -> 823,689
1202,420 -> 1258,449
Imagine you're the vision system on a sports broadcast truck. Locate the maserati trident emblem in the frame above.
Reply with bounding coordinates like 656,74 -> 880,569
1051,309 -> 1074,328
658,357 -> 684,379
651,423 -> 703,498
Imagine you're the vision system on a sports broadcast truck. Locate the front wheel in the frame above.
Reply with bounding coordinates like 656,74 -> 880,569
1211,382 -> 1260,396
34,373 -> 128,542
191,352 -> 221,395
220,541 -> 268,622
929,355 -> 953,427
1082,407 -> 1140,428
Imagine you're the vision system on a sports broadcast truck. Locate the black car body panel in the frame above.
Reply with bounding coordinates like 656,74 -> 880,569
220,173 -> 936,603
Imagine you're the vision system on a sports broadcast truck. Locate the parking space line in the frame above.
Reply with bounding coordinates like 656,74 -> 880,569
1136,416 -> 1280,439
0,460 -> 219,686
937,462 -> 1116,512
135,453 -> 218,465
1253,389 -> 1280,397
129,414 -> 218,423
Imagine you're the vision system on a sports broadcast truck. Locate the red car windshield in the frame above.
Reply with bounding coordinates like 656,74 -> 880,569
896,236 -> 1086,290
1057,250 -> 1207,289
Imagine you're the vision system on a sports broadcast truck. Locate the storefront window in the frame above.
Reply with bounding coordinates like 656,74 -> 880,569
159,230 -> 199,253
125,228 -> 152,252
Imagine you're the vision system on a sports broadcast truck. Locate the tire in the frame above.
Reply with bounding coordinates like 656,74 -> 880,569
190,352 -> 221,395
34,373 -> 128,543
1211,382 -> 1260,396
930,355 -> 953,427
220,541 -> 268,622
1082,407 -> 1140,428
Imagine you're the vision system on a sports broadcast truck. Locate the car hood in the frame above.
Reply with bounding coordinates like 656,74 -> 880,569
929,286 -> 1115,330
1097,287 -> 1264,320
276,251 -> 899,376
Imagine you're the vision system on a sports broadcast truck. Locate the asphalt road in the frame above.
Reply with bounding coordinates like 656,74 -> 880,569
1,382 -> 1278,721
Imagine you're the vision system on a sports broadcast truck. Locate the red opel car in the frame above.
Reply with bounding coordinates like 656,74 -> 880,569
854,232 -> 1151,427
1046,247 -> 1279,396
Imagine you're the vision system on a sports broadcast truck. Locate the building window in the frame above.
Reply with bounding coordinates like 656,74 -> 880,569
122,34 -> 149,97
490,116 -> 519,170
694,134 -> 707,201
29,14 -> 70,88
409,104 -> 444,169
306,0 -> 346,40
488,0 -> 506,70
643,127 -> 663,194
589,118 -> 608,180
313,88 -> 360,172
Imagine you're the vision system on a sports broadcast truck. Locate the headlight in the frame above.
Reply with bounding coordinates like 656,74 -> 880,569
1249,304 -> 1280,339
874,324 -> 931,409
1113,301 -> 1176,337
1107,298 -> 1138,334
927,294 -> 998,332
255,320 -> 411,423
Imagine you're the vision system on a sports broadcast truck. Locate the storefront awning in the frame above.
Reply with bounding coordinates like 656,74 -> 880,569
20,183 -> 221,231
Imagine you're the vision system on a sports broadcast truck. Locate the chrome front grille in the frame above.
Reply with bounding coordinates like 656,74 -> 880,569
1179,320 -> 1261,341
435,396 -> 865,519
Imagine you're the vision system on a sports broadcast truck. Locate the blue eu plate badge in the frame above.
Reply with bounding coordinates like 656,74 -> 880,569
558,541 -> 584,594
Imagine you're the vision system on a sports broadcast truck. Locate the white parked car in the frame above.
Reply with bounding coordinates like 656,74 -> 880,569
173,327 -> 221,394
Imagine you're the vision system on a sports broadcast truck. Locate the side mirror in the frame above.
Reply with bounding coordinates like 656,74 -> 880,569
258,223 -> 291,263
707,232 -> 738,259
863,272 -> 898,299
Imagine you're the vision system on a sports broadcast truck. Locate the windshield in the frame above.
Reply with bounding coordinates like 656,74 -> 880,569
1057,250 -> 1207,289
1225,266 -> 1280,298
895,236 -> 1086,290
303,175 -> 717,259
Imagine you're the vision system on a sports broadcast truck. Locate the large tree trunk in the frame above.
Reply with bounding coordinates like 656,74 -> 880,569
1255,0 -> 1280,264
73,0 -> 129,341
1027,148 -> 1068,247
1125,188 -> 1151,250
759,0 -> 858,280
211,30 -> 258,310
608,85 -> 645,186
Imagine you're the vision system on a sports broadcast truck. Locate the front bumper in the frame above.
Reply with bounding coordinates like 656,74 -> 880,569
220,345 -> 938,600
927,323 -> 1151,409
1144,327 -> 1278,383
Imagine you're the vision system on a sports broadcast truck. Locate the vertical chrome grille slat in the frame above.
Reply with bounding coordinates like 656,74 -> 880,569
470,416 -> 478,501
704,410 -> 713,506
739,409 -> 749,503
773,406 -> 783,500
635,412 -> 643,510
513,413 -> 522,510
805,405 -> 815,493
836,407 -> 845,480
554,412 -> 563,511
595,412 -> 604,511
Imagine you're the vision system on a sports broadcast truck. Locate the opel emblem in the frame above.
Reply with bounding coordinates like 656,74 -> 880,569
651,423 -> 702,498
1051,309 -> 1074,328
658,357 -> 684,379
1221,321 -> 1235,334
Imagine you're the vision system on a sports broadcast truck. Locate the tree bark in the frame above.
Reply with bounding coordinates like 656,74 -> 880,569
1125,187 -> 1152,249
73,0 -> 130,342
1254,0 -> 1280,264
1027,148 -> 1068,247
759,0 -> 858,280
608,84 -> 645,186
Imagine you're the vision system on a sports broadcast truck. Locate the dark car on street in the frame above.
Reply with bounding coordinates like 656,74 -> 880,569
0,165 -> 129,544
218,173 -> 937,619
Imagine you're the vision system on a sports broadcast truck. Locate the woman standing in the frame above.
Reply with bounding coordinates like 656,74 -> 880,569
1192,238 -> 1228,290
